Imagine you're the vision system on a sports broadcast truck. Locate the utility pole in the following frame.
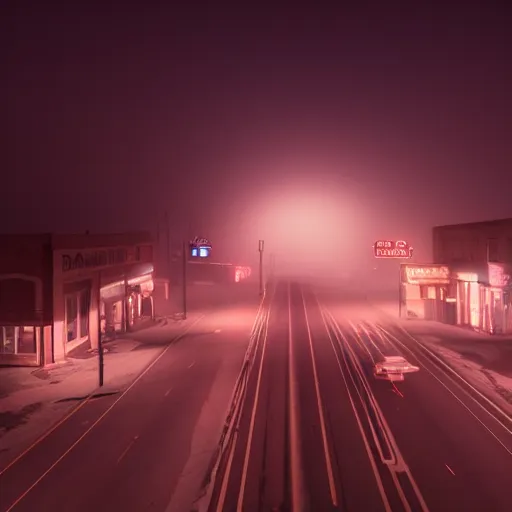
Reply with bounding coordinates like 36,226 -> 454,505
182,239 -> 188,319
259,240 -> 264,296
164,210 -> 172,283
124,276 -> 130,333
398,264 -> 403,319
97,272 -> 104,387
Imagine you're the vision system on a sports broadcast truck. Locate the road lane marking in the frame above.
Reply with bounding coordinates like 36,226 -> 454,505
348,321 -> 376,363
116,436 -> 139,464
288,281 -> 306,512
357,322 -> 386,358
234,314 -> 270,510
392,383 -> 404,398
0,315 -> 205,477
214,286 -> 274,511
445,464 -> 455,476
0,395 -> 94,476
371,322 -> 394,349
204,286 -> 273,512
300,287 -> 338,507
323,307 -> 430,512
216,306 -> 270,512
330,315 -> 397,466
388,324 -> 512,429
317,306 -> 392,512
3,314 -> 205,512
377,326 -> 512,455
328,313 -> 415,512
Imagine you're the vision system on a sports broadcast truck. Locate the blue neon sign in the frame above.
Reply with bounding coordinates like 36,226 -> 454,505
190,237 -> 212,258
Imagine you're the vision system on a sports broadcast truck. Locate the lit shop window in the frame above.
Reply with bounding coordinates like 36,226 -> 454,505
79,289 -> 90,337
0,326 -> 36,354
65,289 -> 91,343
420,286 -> 437,300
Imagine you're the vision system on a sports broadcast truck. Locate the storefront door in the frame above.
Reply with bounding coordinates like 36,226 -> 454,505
469,281 -> 480,329
492,289 -> 504,334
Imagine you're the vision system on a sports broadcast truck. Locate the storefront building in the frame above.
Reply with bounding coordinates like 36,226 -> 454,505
433,218 -> 512,334
0,232 -> 154,366
452,264 -> 512,333
0,235 -> 51,366
400,264 -> 453,321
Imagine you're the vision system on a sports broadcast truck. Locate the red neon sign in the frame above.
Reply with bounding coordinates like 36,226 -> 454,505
489,263 -> 511,288
374,240 -> 413,259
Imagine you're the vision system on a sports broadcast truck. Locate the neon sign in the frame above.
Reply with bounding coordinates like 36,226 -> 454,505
190,237 -> 212,258
488,263 -> 511,288
404,265 -> 450,285
374,240 -> 413,259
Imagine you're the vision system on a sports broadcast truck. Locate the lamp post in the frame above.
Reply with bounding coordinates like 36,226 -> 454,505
182,239 -> 188,319
97,271 -> 104,387
398,264 -> 403,319
259,240 -> 264,296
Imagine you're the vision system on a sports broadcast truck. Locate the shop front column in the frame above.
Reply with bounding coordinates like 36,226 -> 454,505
88,275 -> 100,351
52,279 -> 66,362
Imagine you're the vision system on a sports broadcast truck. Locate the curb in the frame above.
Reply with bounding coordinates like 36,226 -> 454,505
0,313 -> 206,476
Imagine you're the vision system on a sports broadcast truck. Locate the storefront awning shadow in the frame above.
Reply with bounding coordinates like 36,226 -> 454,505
54,391 -> 120,403
129,330 -> 214,349
66,339 -> 95,360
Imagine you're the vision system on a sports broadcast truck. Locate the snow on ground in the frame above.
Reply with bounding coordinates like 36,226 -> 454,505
0,285 -> 261,470
0,313 -> 204,468
309,284 -> 512,418
414,339 -> 512,416
369,300 -> 512,416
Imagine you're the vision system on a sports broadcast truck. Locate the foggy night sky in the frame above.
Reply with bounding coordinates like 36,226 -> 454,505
2,3 -> 510,275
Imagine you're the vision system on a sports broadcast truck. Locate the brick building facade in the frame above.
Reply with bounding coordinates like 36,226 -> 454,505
432,218 -> 512,333
0,232 -> 155,366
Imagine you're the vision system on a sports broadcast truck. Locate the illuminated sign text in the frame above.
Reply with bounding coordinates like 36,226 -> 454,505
488,263 -> 511,288
374,240 -> 413,259
404,265 -> 450,285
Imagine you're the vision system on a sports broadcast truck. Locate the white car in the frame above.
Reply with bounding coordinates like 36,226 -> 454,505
374,356 -> 419,381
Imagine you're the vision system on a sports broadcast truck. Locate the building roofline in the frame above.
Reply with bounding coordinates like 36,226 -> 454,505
51,232 -> 152,249
433,218 -> 512,230
0,232 -> 153,249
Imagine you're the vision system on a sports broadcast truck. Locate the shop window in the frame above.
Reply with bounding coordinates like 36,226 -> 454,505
66,295 -> 78,342
128,294 -> 136,327
0,326 -> 16,354
79,289 -> 90,337
141,296 -> 153,317
0,326 -> 36,354
420,286 -> 437,300
66,289 -> 91,343
18,326 -> 36,354
106,301 -> 124,332
469,281 -> 480,328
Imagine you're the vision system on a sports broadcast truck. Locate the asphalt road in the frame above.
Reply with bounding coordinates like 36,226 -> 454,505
208,281 -> 512,512
3,280 -> 512,512
0,301 -> 261,512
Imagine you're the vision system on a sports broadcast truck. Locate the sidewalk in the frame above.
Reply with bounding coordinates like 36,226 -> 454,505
372,300 -> 512,415
0,312 -> 204,465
